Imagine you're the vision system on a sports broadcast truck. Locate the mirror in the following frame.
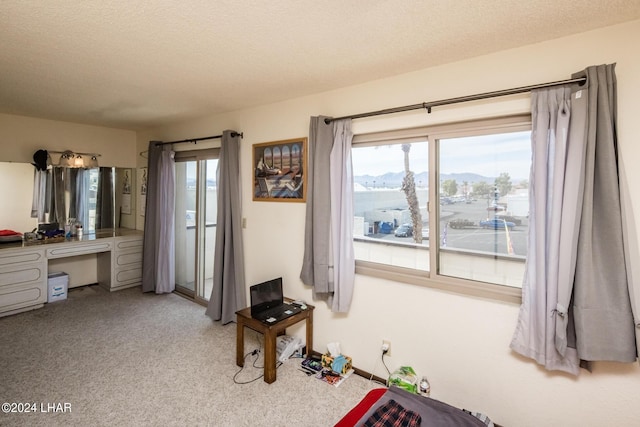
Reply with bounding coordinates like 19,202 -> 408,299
0,162 -> 136,234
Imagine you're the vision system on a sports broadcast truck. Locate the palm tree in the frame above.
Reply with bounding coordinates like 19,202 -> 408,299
401,144 -> 423,243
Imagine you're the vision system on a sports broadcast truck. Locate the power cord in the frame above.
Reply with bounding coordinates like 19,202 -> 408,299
233,348 -> 283,385
233,349 -> 261,384
381,348 -> 391,381
369,347 -> 391,386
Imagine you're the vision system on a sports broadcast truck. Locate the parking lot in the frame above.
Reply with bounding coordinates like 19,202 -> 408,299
372,199 -> 528,256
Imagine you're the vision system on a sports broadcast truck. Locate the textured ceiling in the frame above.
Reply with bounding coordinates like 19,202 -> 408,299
1,1 -> 640,130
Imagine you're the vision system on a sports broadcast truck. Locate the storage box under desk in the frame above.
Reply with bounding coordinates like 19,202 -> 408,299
47,272 -> 68,302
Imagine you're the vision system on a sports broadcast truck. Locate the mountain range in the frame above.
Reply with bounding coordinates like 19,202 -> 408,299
353,171 -> 498,188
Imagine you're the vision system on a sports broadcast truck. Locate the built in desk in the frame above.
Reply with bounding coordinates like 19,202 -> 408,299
0,228 -> 143,317
236,300 -> 314,384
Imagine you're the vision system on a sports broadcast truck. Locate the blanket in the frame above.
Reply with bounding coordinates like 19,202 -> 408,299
355,386 -> 487,427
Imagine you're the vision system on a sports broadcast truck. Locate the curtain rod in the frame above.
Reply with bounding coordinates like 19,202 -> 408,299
324,77 -> 586,124
155,131 -> 244,147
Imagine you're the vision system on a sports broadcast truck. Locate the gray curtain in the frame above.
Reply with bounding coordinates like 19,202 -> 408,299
31,169 -> 48,222
511,64 -> 636,375
510,85 -> 581,375
301,116 -> 334,299
205,131 -> 246,324
571,64 -> 636,362
68,168 -> 88,228
49,167 -> 66,226
329,119 -> 355,312
74,169 -> 89,230
300,116 -> 355,312
68,168 -> 79,220
96,167 -> 114,229
142,142 -> 176,294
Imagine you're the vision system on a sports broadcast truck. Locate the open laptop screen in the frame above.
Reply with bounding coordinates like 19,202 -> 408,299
250,277 -> 283,317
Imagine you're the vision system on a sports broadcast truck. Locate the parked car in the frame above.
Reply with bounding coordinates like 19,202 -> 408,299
394,224 -> 413,237
449,218 -> 475,229
421,227 -> 429,239
440,197 -> 453,205
479,218 -> 516,230
494,214 -> 522,226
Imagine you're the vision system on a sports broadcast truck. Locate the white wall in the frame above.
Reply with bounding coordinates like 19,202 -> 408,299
141,21 -> 640,426
0,113 -> 137,167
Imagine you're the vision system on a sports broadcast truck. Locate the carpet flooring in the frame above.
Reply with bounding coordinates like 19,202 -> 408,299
0,285 -> 379,426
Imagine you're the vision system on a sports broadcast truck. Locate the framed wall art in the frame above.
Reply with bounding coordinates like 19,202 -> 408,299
253,137 -> 307,202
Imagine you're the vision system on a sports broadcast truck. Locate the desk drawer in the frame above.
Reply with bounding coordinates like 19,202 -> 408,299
115,264 -> 142,284
115,251 -> 142,267
46,241 -> 113,259
0,250 -> 44,267
0,281 -> 46,314
116,238 -> 143,251
0,248 -> 47,315
0,263 -> 45,289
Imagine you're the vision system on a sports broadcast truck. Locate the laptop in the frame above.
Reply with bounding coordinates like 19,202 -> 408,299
250,277 -> 302,324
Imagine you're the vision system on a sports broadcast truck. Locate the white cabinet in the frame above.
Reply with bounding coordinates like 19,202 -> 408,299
0,247 -> 47,317
98,234 -> 143,291
0,230 -> 144,316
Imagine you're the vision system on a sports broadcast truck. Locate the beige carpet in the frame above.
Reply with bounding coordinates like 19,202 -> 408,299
0,285 -> 379,426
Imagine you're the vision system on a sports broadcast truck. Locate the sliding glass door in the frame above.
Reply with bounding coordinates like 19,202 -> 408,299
174,151 -> 219,302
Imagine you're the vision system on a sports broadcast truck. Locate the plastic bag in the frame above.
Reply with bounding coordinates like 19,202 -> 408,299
276,335 -> 304,362
388,366 -> 418,393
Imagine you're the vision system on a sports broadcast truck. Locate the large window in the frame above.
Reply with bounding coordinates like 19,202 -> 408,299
352,116 -> 530,301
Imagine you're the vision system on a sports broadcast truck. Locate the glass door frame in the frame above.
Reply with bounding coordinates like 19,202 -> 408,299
174,148 -> 220,305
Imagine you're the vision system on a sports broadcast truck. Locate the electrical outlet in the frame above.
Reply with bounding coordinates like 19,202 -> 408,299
382,340 -> 391,356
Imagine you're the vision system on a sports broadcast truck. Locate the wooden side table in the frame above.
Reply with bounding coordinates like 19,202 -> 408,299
235,301 -> 314,384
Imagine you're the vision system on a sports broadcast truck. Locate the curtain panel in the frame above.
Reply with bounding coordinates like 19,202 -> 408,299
511,64 -> 637,375
510,86 -> 581,375
30,169 -> 48,222
205,130 -> 246,324
49,167 -> 66,226
570,65 -> 636,362
142,142 -> 176,294
300,116 -> 355,313
329,120 -> 355,312
96,167 -> 115,229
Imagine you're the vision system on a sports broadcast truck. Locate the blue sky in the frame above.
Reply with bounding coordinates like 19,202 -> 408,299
352,130 -> 531,181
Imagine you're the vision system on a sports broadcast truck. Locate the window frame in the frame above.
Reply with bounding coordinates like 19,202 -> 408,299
352,114 -> 531,303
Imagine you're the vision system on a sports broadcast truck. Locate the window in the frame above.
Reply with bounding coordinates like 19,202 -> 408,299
352,139 -> 429,271
352,116 -> 530,301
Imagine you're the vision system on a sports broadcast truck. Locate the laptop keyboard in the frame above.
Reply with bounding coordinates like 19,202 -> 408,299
254,303 -> 302,323
258,306 -> 282,320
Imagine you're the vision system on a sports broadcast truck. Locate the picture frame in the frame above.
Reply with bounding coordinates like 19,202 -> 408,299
253,137 -> 307,202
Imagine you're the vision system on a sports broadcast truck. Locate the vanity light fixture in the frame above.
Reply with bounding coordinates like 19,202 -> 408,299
50,150 -> 101,168
58,150 -> 75,167
85,155 -> 99,168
